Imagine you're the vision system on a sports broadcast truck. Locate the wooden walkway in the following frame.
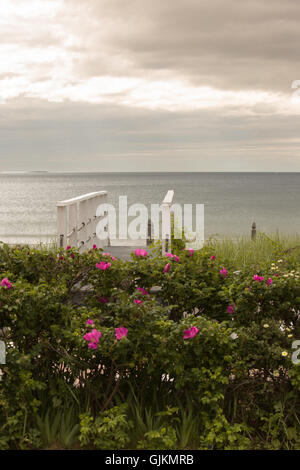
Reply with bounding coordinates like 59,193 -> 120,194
104,239 -> 151,260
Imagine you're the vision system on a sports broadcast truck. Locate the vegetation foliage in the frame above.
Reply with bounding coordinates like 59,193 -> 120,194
0,234 -> 299,449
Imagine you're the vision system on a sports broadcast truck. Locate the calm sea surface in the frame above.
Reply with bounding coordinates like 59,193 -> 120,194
0,172 -> 299,244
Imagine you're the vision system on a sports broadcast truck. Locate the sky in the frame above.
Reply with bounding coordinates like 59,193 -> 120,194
1,0 -> 300,172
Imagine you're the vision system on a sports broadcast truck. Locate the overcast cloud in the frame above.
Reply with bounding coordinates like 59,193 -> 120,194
1,0 -> 300,171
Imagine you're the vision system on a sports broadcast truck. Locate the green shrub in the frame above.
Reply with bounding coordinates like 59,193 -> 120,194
79,404 -> 133,449
0,239 -> 299,449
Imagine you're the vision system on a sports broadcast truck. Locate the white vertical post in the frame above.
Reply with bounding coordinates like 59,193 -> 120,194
86,199 -> 93,250
69,203 -> 78,247
57,206 -> 67,249
90,196 -> 98,248
102,193 -> 110,247
195,204 -> 204,249
95,193 -> 109,249
161,190 -> 174,255
79,199 -> 88,250
161,204 -> 171,255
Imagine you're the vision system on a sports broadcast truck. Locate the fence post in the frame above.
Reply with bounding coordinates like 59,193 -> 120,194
161,190 -> 174,255
147,219 -> 152,246
57,206 -> 67,249
165,234 -> 169,253
68,203 -> 78,247
251,222 -> 256,240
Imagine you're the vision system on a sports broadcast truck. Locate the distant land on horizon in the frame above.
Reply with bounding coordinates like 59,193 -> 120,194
1,170 -> 299,175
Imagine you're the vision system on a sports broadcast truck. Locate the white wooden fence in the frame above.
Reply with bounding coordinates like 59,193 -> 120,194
57,189 -> 175,253
57,191 -> 109,250
161,189 -> 174,255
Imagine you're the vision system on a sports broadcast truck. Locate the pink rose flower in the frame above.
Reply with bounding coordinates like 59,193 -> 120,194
165,253 -> 179,262
253,274 -> 264,282
66,245 -> 71,250
211,255 -> 216,260
187,248 -> 194,256
83,329 -> 102,349
115,327 -> 128,340
183,326 -> 199,340
0,278 -> 12,289
103,252 -> 111,256
133,299 -> 142,304
220,268 -> 228,278
227,304 -> 236,314
267,278 -> 273,286
98,296 -> 109,303
86,319 -> 94,326
96,261 -> 111,270
163,263 -> 171,273
134,249 -> 148,258
93,244 -> 98,250
136,287 -> 149,296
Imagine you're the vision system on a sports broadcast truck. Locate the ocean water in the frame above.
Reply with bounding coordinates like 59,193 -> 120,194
0,172 -> 299,244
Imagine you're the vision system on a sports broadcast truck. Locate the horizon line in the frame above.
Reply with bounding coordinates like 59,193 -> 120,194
1,170 -> 300,174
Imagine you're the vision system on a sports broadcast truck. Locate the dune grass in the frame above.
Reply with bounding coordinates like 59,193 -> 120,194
205,233 -> 300,270
2,232 -> 300,271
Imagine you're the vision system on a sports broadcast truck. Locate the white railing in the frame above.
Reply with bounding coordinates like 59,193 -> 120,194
57,191 -> 109,250
57,189 -> 174,253
161,189 -> 174,255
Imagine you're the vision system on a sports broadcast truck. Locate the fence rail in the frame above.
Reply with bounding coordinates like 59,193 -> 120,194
57,189 -> 175,253
57,191 -> 109,250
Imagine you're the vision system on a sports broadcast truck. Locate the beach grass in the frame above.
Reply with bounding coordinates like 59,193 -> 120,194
2,232 -> 300,270
205,233 -> 300,270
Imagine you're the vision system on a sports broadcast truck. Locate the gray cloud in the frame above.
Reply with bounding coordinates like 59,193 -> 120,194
1,98 -> 299,172
66,0 -> 300,92
0,0 -> 300,171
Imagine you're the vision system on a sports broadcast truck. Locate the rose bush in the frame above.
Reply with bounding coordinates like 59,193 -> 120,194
0,242 -> 299,449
